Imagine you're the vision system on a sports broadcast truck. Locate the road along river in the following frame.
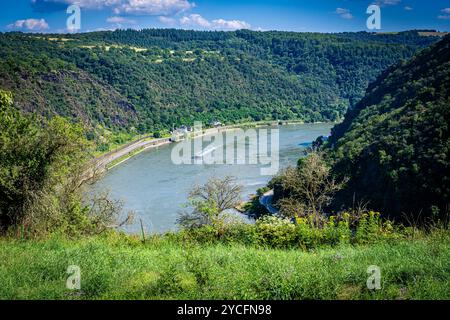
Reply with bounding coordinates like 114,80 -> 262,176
86,123 -> 333,234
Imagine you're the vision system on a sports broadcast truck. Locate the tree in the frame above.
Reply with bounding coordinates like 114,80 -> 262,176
0,30 -> 436,143
327,34 -> 450,221
177,176 -> 243,229
275,152 -> 347,223
0,90 -> 123,236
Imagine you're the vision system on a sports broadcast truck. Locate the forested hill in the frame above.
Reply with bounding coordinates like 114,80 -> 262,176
327,35 -> 450,220
0,29 -> 442,134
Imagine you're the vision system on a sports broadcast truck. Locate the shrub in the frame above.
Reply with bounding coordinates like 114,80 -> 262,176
221,223 -> 259,246
153,131 -> 162,138
255,216 -> 297,248
353,211 -> 403,244
180,225 -> 218,245
180,211 -> 405,250
0,91 -> 91,235
0,91 -> 124,237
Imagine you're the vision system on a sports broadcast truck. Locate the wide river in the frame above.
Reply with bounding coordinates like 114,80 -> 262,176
87,123 -> 333,234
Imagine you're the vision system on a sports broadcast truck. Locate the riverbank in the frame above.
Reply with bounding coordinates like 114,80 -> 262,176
83,136 -> 172,182
87,120 -> 336,180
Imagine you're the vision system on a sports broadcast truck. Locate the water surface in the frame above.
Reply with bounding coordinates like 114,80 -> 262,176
87,123 -> 333,233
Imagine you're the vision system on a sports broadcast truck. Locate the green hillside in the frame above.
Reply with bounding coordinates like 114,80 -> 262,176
0,30 -> 440,134
327,35 -> 450,220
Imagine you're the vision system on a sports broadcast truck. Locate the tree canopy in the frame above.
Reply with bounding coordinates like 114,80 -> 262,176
326,35 -> 450,221
0,29 -> 440,136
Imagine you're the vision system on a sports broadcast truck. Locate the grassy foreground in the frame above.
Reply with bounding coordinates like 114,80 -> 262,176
0,230 -> 449,300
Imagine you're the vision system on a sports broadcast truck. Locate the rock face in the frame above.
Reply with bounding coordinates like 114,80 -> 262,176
0,70 -> 137,129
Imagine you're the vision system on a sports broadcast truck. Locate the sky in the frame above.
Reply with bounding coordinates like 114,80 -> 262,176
0,0 -> 449,34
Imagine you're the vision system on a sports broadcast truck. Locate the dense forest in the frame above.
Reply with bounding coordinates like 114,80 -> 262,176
324,35 -> 450,220
0,29 -> 441,139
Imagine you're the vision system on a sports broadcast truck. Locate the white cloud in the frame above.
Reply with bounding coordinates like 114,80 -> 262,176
335,8 -> 353,20
372,0 -> 401,7
404,6 -> 413,11
32,0 -> 194,16
114,0 -> 194,16
180,14 -> 211,28
211,19 -> 251,30
107,16 -> 136,24
7,18 -> 49,31
31,0 -> 121,10
158,16 -> 177,26
438,8 -> 450,20
179,14 -> 251,30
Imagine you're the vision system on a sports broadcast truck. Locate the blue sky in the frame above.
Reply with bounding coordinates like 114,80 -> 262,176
0,0 -> 449,33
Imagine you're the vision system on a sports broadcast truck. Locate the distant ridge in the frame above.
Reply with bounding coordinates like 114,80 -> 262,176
0,29 -> 440,137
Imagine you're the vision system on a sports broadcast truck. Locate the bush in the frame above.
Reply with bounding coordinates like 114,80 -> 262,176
153,131 -> 162,138
0,90 -> 122,237
353,211 -> 403,244
255,216 -> 297,248
179,212 -> 405,250
221,223 -> 259,246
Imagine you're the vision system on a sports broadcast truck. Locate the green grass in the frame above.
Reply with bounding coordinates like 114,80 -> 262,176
0,230 -> 448,300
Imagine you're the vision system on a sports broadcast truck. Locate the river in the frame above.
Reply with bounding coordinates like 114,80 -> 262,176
87,123 -> 333,234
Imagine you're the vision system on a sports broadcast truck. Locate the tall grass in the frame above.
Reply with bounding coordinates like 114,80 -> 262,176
0,229 -> 448,300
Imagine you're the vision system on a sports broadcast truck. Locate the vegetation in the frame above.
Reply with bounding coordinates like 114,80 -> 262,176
325,35 -> 450,221
0,90 -> 121,237
177,177 -> 242,230
0,227 -> 448,300
0,30 -> 440,140
1,171 -> 448,299
0,31 -> 449,301
272,152 -> 347,222
267,35 -> 450,224
0,90 -> 84,235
